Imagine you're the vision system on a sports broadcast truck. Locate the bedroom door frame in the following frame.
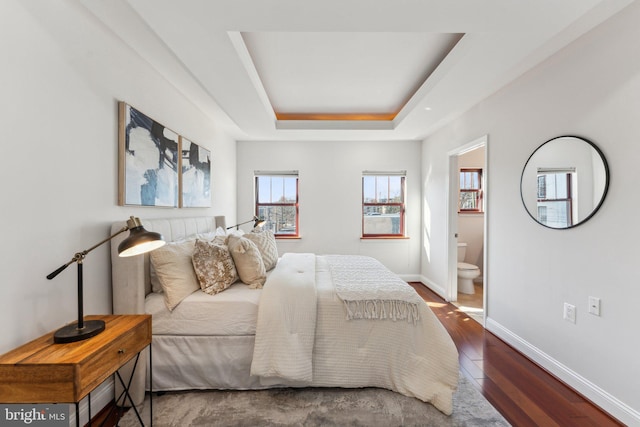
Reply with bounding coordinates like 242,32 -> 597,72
446,135 -> 488,324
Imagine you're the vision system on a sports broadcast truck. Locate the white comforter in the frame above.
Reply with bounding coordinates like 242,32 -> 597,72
250,253 -> 460,415
251,253 -> 317,384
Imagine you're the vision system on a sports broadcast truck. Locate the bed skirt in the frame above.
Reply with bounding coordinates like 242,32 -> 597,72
148,335 -> 262,391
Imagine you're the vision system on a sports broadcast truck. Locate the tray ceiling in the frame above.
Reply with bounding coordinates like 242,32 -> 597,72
81,0 -> 631,141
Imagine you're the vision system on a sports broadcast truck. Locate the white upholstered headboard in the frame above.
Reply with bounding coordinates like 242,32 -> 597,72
110,216 -> 226,315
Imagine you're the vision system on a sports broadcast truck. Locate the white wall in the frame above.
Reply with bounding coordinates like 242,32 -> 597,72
237,140 -> 422,277
0,0 -> 235,363
421,2 -> 640,424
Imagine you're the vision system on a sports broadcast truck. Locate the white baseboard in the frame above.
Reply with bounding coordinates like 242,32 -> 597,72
68,379 -> 114,427
414,275 -> 448,300
486,317 -> 640,426
398,274 -> 422,283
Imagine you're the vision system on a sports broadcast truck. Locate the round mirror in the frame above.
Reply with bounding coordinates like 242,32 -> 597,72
520,136 -> 609,229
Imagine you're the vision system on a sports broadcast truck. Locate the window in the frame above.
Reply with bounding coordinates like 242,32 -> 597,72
537,168 -> 574,228
362,172 -> 406,237
459,168 -> 483,213
255,171 -> 299,237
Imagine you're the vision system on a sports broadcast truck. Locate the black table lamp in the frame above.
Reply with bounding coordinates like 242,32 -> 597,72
47,216 -> 165,343
227,215 -> 266,230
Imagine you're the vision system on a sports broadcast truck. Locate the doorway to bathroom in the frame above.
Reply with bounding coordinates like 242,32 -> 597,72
447,136 -> 487,325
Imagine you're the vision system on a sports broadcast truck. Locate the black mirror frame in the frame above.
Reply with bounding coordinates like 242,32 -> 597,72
520,135 -> 610,230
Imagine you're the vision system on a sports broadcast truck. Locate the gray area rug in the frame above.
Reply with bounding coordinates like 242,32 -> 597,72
120,374 -> 510,426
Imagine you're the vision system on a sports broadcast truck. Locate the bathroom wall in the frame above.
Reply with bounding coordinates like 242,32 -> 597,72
421,2 -> 640,423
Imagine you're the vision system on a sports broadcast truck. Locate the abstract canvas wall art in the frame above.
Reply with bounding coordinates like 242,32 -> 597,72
118,103 -> 179,207
180,137 -> 211,208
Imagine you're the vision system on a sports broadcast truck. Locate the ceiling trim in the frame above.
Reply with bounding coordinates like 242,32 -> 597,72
276,119 -> 394,131
276,113 -> 397,121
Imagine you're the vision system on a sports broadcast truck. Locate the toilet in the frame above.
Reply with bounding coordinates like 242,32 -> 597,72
457,243 -> 481,294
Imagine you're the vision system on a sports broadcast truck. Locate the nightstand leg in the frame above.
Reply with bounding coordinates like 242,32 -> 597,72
115,354 -> 144,425
149,344 -> 152,427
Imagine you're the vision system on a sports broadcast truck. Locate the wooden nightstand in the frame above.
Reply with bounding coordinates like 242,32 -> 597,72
0,314 -> 151,426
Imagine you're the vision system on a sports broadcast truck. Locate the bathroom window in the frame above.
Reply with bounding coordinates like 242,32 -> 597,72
362,172 -> 406,237
255,171 -> 299,237
459,168 -> 483,213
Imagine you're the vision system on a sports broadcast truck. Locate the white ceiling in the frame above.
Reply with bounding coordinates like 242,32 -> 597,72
82,0 -> 631,141
240,31 -> 463,118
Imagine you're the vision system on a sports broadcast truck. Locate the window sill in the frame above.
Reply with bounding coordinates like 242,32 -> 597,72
360,236 -> 409,240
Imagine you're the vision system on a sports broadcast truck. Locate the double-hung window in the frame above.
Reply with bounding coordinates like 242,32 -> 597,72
255,171 -> 299,237
362,171 -> 406,237
459,168 -> 483,213
536,168 -> 574,228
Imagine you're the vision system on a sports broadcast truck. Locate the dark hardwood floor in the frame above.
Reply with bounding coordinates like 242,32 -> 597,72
86,399 -> 125,427
409,282 -> 624,427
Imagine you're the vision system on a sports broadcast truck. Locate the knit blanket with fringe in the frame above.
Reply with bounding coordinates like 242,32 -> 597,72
325,255 -> 422,324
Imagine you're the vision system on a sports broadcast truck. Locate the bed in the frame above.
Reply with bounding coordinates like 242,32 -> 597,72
110,216 -> 459,414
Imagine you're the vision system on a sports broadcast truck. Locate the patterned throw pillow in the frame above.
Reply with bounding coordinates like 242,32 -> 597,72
227,235 -> 267,288
191,239 -> 238,295
244,229 -> 278,271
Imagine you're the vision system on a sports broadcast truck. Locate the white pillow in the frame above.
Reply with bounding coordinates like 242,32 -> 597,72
195,231 -> 217,241
195,230 -> 228,247
227,235 -> 266,288
149,239 -> 199,311
227,228 -> 245,237
245,229 -> 278,271
149,237 -> 194,293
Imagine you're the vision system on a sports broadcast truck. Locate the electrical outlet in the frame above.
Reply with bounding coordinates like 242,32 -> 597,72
563,303 -> 576,323
588,296 -> 601,316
